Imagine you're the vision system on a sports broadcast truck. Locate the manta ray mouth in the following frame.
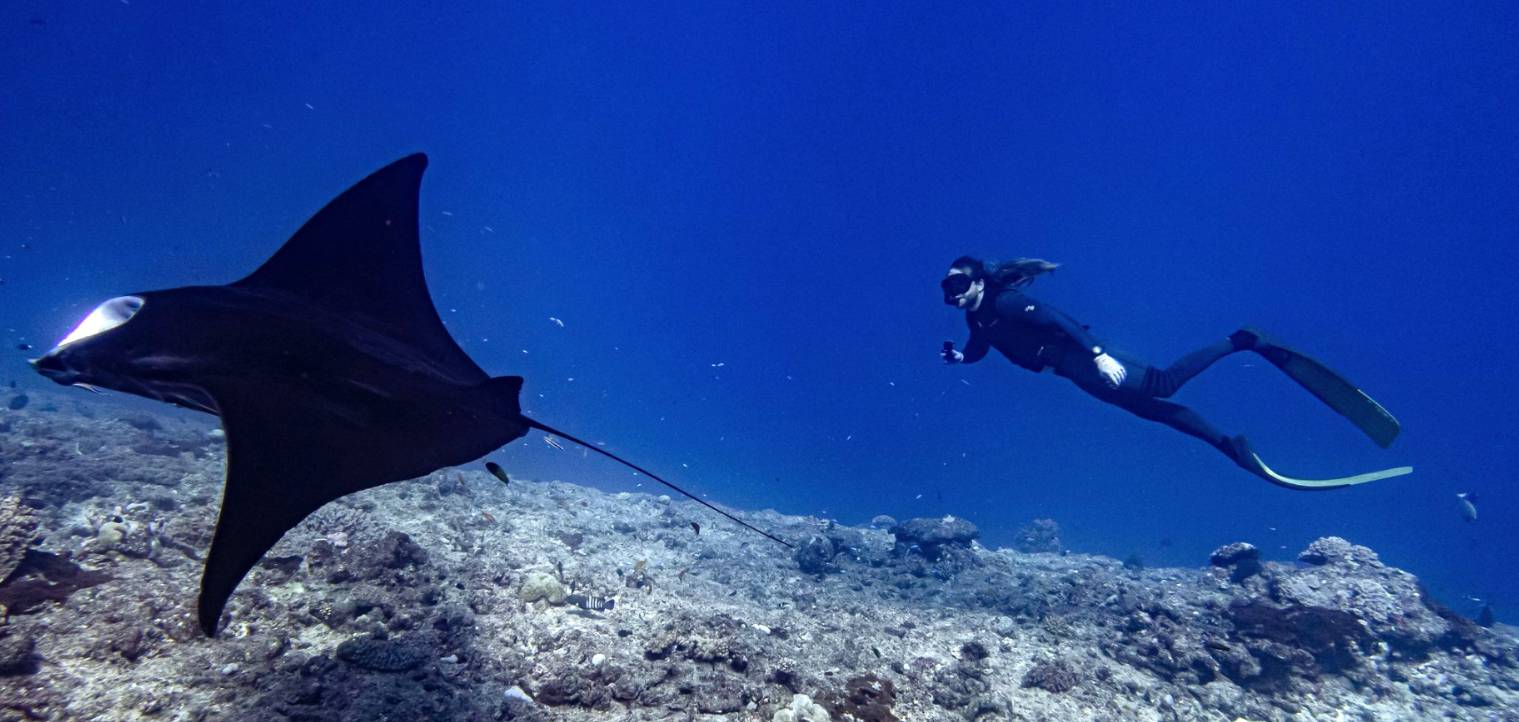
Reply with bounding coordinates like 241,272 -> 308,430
30,353 -> 79,385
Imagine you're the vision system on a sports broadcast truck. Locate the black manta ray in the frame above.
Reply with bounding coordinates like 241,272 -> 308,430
32,154 -> 789,636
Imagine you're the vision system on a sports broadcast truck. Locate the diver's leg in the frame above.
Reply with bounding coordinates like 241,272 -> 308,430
1117,396 -> 1242,462
1142,337 -> 1243,398
1089,376 -> 1412,489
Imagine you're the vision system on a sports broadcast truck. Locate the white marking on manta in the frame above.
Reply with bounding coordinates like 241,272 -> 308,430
58,296 -> 144,348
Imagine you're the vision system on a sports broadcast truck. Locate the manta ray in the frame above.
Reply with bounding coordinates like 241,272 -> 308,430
32,154 -> 789,636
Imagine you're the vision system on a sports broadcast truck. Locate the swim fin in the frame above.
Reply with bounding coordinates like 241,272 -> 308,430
1226,435 -> 1413,490
1239,327 -> 1401,448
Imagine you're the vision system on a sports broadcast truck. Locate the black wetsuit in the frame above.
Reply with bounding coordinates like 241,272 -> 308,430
960,286 -> 1247,462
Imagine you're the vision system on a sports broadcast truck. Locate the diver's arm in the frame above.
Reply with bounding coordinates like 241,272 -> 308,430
945,323 -> 990,364
960,333 -> 990,364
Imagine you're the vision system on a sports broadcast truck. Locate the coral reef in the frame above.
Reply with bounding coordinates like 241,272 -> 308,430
0,396 -> 1516,721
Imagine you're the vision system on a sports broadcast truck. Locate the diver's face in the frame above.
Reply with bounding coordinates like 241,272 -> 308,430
941,268 -> 983,309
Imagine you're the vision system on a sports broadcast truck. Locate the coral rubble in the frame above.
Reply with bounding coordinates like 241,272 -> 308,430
0,395 -> 1515,721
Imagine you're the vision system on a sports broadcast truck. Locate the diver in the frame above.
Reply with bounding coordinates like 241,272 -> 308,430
939,256 -> 1411,489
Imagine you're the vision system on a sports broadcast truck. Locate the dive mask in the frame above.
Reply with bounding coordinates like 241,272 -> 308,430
940,274 -> 973,299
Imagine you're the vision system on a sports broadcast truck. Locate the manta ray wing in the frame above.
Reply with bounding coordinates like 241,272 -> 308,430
198,376 -> 527,635
232,153 -> 486,384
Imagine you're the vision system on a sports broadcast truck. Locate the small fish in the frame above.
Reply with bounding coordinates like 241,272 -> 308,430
16,343 -> 32,351
565,593 -> 615,611
481,510 -> 496,524
549,317 -> 564,328
485,461 -> 510,486
1457,493 -> 1478,522
690,522 -> 700,536
544,435 -> 565,451
6,394 -> 28,410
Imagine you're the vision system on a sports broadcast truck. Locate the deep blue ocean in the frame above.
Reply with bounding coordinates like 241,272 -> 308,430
2,4 -> 1515,617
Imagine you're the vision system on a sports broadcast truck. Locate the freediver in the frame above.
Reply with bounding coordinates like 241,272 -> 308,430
938,256 -> 1411,489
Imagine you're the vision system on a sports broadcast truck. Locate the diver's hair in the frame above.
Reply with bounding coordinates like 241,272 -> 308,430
948,256 -> 1059,289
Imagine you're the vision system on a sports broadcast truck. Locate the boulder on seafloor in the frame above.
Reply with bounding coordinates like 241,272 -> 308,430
519,570 -> 567,604
1210,542 -> 1259,567
1281,536 -> 1449,658
821,674 -> 899,722
772,693 -> 830,722
890,516 -> 978,560
1021,658 -> 1080,693
1210,542 -> 1263,582
1226,602 -> 1376,680
335,634 -> 429,672
0,625 -> 38,675
0,495 -> 39,584
1297,536 -> 1377,567
795,535 -> 839,574
1013,518 -> 1061,553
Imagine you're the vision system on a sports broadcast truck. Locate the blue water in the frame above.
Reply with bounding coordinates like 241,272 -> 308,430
2,4 -> 1515,615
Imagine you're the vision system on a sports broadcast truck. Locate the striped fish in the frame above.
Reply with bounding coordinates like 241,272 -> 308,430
566,594 -> 616,611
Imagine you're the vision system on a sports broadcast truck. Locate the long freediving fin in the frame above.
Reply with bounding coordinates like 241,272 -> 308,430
1245,328 -> 1401,448
1229,436 -> 1412,490
522,417 -> 794,548
1247,452 -> 1412,490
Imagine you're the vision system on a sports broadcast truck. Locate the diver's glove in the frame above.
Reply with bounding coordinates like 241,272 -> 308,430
1094,351 -> 1127,388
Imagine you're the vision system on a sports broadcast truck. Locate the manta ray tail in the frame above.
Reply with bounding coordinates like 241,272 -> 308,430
522,418 -> 794,549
